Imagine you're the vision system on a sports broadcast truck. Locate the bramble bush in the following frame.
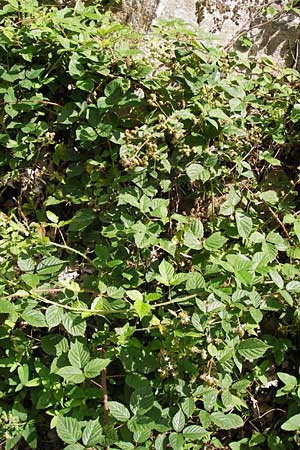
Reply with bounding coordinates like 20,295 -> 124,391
1,1 -> 300,449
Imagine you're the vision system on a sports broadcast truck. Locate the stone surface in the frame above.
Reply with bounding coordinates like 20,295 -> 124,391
197,0 -> 300,68
112,0 -> 300,68
155,0 -> 197,23
111,0 -> 159,30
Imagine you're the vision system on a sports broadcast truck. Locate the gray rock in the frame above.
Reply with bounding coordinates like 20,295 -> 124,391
111,0 -> 300,68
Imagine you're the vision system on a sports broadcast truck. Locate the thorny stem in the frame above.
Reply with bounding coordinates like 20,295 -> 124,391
49,242 -> 98,268
102,367 -> 109,425
266,204 -> 291,240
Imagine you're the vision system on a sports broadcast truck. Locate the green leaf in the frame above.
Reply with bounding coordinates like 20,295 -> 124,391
130,387 -> 154,414
260,190 -> 279,205
169,432 -> 184,450
108,401 -> 131,422
187,163 -> 210,182
63,445 -> 84,450
181,398 -> 195,417
104,78 -> 126,98
190,218 -> 204,239
82,419 -> 103,446
186,272 -> 205,292
286,281 -> 300,293
0,299 -> 15,314
183,425 -> 207,439
46,210 -> 59,224
276,372 -> 297,397
235,211 -> 252,238
56,416 -> 82,445
58,366 -> 85,384
68,341 -> 90,368
133,298 -> 152,319
127,290 -> 143,302
204,232 -> 227,251
155,434 -> 167,450
17,255 -> 35,273
172,409 -> 185,432
238,338 -> 271,361
83,358 -> 111,378
281,413 -> 300,430
269,270 -> 284,289
36,256 -> 65,275
183,231 -> 202,250
158,260 -> 175,286
68,209 -> 96,232
211,412 -> 243,430
291,103 -> 300,123
45,305 -> 64,329
62,313 -> 86,337
22,308 -> 47,327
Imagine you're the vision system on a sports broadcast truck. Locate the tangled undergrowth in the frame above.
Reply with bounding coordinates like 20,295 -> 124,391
1,1 -> 300,449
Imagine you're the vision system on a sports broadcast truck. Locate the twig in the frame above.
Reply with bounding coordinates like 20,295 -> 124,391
90,379 -> 104,389
99,348 -> 109,428
266,204 -> 291,240
292,38 -> 299,69
102,367 -> 109,425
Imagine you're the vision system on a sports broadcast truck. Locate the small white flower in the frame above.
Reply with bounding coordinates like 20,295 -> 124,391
58,267 -> 79,282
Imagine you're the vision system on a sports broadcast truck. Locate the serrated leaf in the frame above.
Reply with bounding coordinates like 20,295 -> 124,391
62,313 -> 86,337
36,256 -> 65,275
22,308 -> 47,327
186,272 -> 205,293
63,445 -> 84,450
260,190 -> 279,205
46,210 -> 59,223
276,372 -> 297,397
0,299 -> 15,314
187,163 -> 210,182
155,433 -> 167,450
127,290 -> 143,302
211,412 -> 243,430
183,231 -> 202,250
190,218 -> 204,239
68,341 -> 90,368
183,425 -> 207,439
56,416 -> 82,444
82,419 -> 103,446
133,298 -> 152,319
235,211 -> 252,238
286,281 -> 300,293
108,401 -> 131,422
158,260 -> 174,286
181,398 -> 195,417
238,338 -> 271,361
281,413 -> 300,431
169,432 -> 184,450
204,232 -> 227,251
58,366 -> 85,384
83,358 -> 111,378
17,255 -> 35,273
45,305 -> 64,329
130,387 -> 154,414
269,270 -> 284,289
68,209 -> 96,232
172,409 -> 185,432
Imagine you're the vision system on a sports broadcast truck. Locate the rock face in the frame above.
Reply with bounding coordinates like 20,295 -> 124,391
111,0 -> 159,30
114,0 -> 300,68
155,0 -> 197,23
197,0 -> 300,68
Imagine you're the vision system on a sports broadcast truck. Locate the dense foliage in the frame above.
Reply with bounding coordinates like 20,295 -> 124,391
1,1 -> 300,449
